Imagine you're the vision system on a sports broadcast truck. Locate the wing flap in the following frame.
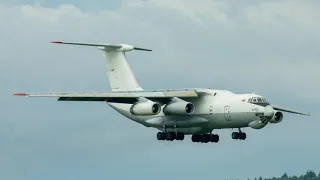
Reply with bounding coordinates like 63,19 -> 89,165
57,97 -> 113,101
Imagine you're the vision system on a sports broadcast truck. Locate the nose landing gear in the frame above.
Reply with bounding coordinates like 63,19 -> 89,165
231,129 -> 246,140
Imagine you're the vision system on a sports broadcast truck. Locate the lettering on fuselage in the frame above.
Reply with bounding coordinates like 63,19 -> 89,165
209,105 -> 213,114
252,108 -> 259,112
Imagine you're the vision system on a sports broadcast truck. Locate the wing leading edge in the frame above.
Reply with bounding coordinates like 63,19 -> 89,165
13,90 -> 199,104
271,104 -> 310,116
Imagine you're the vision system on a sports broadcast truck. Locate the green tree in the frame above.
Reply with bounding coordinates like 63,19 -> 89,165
281,173 -> 288,179
304,170 -> 317,180
248,171 -> 320,180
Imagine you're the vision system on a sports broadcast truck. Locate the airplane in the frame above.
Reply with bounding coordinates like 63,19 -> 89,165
14,41 -> 310,143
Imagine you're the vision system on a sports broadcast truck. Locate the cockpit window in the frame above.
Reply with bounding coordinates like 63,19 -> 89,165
248,96 -> 269,105
263,98 -> 269,103
257,98 -> 262,103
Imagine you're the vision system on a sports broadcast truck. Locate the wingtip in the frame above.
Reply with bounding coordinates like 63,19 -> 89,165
133,47 -> 152,52
300,113 -> 311,116
51,41 -> 63,44
13,92 -> 28,96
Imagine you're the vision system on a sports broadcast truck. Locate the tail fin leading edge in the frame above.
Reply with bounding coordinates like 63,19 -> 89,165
52,41 -> 151,91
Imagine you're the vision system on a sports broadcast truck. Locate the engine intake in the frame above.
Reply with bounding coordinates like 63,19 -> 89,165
163,98 -> 195,115
130,100 -> 161,116
269,111 -> 283,123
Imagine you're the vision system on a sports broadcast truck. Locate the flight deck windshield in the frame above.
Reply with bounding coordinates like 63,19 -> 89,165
248,97 -> 269,106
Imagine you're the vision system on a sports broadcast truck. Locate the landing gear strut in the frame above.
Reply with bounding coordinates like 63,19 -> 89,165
191,133 -> 219,143
231,129 -> 246,140
157,132 -> 185,141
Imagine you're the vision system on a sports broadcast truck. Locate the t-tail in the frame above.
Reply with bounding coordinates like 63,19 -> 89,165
51,41 -> 152,91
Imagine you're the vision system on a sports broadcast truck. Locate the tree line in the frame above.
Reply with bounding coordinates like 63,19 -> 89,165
236,170 -> 320,180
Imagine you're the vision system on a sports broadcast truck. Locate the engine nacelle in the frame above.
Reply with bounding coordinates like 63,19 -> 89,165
269,111 -> 283,123
130,100 -> 161,116
163,98 -> 195,115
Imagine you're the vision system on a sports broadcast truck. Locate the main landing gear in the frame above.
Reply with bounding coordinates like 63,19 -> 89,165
231,129 -> 246,140
191,134 -> 219,143
157,132 -> 185,141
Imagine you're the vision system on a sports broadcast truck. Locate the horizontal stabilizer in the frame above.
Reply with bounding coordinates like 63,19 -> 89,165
51,41 -> 152,52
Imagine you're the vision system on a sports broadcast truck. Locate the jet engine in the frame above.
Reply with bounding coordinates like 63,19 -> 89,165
130,100 -> 161,116
163,98 -> 195,115
269,111 -> 283,123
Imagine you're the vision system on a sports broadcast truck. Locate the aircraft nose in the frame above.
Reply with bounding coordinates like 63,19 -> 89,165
264,105 -> 274,117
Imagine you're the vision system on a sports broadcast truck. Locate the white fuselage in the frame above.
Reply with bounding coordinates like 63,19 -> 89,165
107,88 -> 271,134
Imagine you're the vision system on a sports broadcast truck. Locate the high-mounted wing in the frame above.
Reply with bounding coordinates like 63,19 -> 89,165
13,89 -> 199,104
271,104 -> 310,116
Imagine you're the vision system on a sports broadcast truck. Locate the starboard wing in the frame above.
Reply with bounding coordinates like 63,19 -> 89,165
271,104 -> 310,116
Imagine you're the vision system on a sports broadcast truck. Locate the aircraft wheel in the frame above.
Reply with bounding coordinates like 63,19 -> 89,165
191,134 -> 200,142
175,133 -> 180,140
205,134 -> 211,143
242,133 -> 246,140
171,132 -> 177,140
160,132 -> 166,140
191,134 -> 195,142
176,132 -> 184,141
157,132 -> 162,140
165,132 -> 171,141
157,132 -> 166,140
191,134 -> 197,142
210,134 -> 219,143
232,132 -> 239,139
180,133 -> 185,140
200,134 -> 209,143
166,132 -> 176,141
239,132 -> 246,140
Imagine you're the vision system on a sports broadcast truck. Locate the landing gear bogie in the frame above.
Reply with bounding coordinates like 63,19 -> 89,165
191,134 -> 219,143
157,132 -> 184,141
231,131 -> 246,140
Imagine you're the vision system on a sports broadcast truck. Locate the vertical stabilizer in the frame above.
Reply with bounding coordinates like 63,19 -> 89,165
101,50 -> 142,91
51,41 -> 152,91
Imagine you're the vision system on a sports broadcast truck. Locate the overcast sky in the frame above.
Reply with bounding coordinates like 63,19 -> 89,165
1,0 -> 320,180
